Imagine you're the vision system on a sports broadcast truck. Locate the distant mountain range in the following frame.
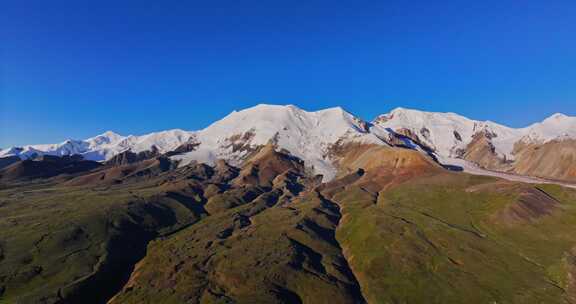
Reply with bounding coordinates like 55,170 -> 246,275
2,104 -> 575,183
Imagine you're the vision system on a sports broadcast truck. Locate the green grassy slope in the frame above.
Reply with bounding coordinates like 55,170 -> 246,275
0,175 -> 206,303
330,172 -> 576,303
109,190 -> 365,304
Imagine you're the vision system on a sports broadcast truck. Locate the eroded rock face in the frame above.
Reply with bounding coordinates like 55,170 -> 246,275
233,144 -> 305,188
164,139 -> 200,157
388,128 -> 428,149
463,130 -> 511,170
510,139 -> 576,182
105,146 -> 161,166
444,130 -> 576,183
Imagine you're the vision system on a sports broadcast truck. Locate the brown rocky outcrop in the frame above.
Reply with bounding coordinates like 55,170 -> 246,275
105,146 -> 160,166
463,130 -> 511,170
510,139 -> 576,182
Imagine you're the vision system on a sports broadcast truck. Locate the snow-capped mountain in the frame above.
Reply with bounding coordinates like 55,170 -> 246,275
0,105 -> 391,180
0,129 -> 196,162
173,104 -> 388,180
373,107 -> 576,182
373,108 -> 523,160
373,107 -> 576,160
2,104 -> 575,182
521,113 -> 576,143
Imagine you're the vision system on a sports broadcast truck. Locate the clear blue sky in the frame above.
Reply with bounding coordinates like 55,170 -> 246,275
1,0 -> 575,147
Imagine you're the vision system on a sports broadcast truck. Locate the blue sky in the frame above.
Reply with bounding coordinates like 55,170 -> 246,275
1,0 -> 575,147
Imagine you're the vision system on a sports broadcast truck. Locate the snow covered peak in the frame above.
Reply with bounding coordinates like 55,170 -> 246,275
0,104 -> 381,178
235,103 -> 299,115
382,107 -> 468,122
546,113 -> 569,120
201,104 -> 368,143
522,113 -> 576,142
87,131 -> 125,146
317,105 -> 346,113
128,129 -> 195,153
0,128 -> 195,161
176,104 -> 384,180
101,130 -> 123,138
374,107 -> 576,159
373,108 -> 522,158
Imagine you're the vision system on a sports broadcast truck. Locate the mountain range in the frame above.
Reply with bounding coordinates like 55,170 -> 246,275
2,104 -> 576,183
2,104 -> 576,304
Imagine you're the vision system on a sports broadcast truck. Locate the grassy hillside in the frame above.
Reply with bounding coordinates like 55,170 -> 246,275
110,191 -> 364,304
0,177 -> 206,304
330,172 -> 576,303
